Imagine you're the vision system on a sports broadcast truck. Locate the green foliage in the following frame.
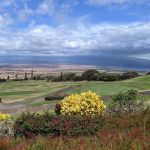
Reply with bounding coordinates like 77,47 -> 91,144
45,93 -> 67,101
98,73 -> 122,81
82,69 -> 99,81
52,73 -> 77,82
82,70 -> 138,82
55,103 -> 61,115
32,75 -> 45,80
0,78 -> 7,82
108,89 -> 145,114
2,109 -> 150,150
122,71 -> 139,79
0,119 -> 14,138
14,112 -> 103,138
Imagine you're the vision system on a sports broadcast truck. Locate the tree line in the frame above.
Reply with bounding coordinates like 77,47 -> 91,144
0,69 -> 149,82
50,69 -> 141,82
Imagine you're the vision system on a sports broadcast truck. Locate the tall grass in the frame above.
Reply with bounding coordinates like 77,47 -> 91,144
1,109 -> 150,150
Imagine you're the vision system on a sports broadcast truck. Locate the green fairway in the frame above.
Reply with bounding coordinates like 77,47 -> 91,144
0,80 -> 81,102
68,75 -> 150,96
0,75 -> 149,103
30,100 -> 58,107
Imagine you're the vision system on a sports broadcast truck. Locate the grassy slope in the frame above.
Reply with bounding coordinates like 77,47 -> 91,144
0,75 -> 149,102
0,80 -> 81,102
68,75 -> 150,96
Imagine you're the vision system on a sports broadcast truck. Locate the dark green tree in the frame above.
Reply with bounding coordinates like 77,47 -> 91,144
24,72 -> 28,80
82,69 -> 99,81
31,70 -> 34,79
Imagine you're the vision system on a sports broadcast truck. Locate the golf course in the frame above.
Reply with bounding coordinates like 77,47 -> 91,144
0,75 -> 150,114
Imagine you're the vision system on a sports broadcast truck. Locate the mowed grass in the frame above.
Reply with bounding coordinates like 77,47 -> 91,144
68,75 -> 150,96
0,75 -> 149,102
0,80 -> 81,102
30,100 -> 58,107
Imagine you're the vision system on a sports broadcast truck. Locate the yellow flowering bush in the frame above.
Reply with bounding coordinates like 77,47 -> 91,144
60,91 -> 106,115
0,112 -> 11,121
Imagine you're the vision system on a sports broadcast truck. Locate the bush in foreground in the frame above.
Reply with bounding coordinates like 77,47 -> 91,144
14,112 -> 103,138
0,112 -> 11,121
59,91 -> 106,116
2,109 -> 150,150
0,112 -> 14,138
108,89 -> 146,115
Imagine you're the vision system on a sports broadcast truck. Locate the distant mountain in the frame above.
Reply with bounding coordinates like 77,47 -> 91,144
0,55 -> 149,71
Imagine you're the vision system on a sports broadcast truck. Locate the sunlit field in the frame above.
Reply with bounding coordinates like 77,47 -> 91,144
0,75 -> 149,103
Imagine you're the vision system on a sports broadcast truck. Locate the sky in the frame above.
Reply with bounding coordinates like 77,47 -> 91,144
0,0 -> 150,69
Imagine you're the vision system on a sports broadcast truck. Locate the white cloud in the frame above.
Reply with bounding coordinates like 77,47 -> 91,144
0,14 -> 13,28
37,0 -> 55,16
134,54 -> 150,60
17,4 -> 33,21
87,0 -> 146,6
37,0 -> 78,18
0,22 -> 150,56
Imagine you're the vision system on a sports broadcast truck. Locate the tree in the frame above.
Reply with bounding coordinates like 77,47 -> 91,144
122,71 -> 139,80
146,72 -> 150,75
7,76 -> 10,81
31,70 -> 34,79
82,69 -> 99,81
24,72 -> 28,80
15,74 -> 18,80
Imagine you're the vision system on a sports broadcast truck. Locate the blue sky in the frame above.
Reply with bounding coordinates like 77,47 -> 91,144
0,0 -> 150,62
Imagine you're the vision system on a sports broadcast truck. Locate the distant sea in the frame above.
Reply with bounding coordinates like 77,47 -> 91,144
0,55 -> 149,71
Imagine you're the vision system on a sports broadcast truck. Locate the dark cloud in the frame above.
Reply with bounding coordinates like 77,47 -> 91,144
0,54 -> 149,70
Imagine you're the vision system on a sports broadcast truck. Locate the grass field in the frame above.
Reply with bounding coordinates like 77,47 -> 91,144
0,75 -> 149,103
68,75 -> 150,96
0,81 -> 81,102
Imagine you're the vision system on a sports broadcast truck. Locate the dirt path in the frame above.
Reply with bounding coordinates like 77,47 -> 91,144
139,90 -> 150,96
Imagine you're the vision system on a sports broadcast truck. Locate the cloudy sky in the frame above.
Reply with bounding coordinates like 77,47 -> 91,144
0,0 -> 150,69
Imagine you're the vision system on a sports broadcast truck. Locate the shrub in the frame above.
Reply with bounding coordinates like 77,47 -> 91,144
0,78 -> 7,82
121,71 -> 139,79
108,89 -> 145,114
98,73 -> 122,81
0,113 -> 14,138
51,73 -> 77,82
0,113 -> 13,137
14,112 -> 103,137
0,119 -> 14,138
146,72 -> 150,75
60,91 -> 106,116
32,75 -> 45,80
0,112 -> 11,121
45,94 -> 67,101
55,103 -> 61,115
72,75 -> 83,81
62,73 -> 76,81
